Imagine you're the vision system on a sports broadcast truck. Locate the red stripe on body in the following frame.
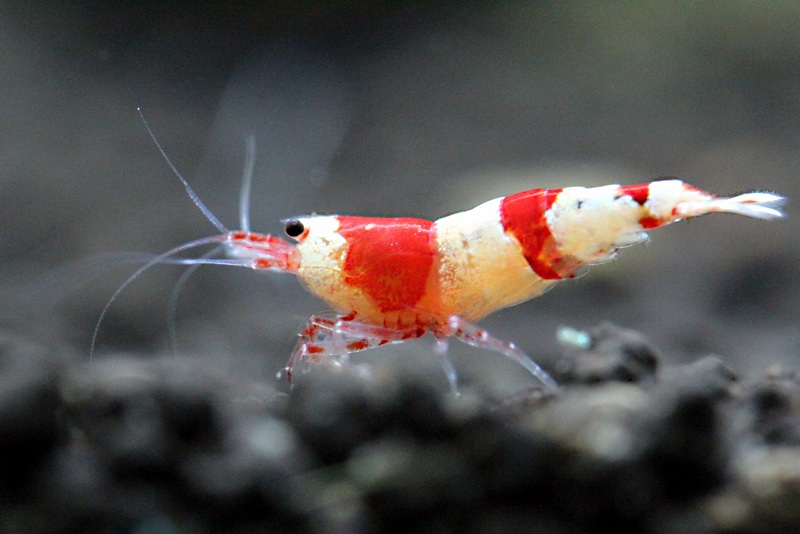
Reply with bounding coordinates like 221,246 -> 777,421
617,183 -> 651,205
337,216 -> 436,313
500,189 -> 564,280
618,183 -> 668,229
638,216 -> 662,229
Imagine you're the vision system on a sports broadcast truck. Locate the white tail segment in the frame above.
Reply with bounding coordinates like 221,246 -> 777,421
713,192 -> 786,219
676,190 -> 786,220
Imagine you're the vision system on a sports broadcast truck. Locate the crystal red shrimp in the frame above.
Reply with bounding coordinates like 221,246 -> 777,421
93,114 -> 785,391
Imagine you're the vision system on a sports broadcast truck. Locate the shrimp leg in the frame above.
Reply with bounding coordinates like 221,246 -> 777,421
435,316 -> 559,391
286,313 -> 427,382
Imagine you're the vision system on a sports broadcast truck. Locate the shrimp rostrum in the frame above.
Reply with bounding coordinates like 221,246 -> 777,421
95,125 -> 785,391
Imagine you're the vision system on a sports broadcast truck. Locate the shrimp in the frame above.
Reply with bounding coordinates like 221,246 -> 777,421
93,113 -> 785,392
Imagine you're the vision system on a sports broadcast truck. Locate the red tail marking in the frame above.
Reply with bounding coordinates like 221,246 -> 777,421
638,216 -> 662,229
618,183 -> 651,205
500,189 -> 564,280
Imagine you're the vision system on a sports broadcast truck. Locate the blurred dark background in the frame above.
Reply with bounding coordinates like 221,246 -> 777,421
2,1 -> 798,392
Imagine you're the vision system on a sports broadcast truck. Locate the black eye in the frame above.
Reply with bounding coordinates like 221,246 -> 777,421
284,218 -> 305,237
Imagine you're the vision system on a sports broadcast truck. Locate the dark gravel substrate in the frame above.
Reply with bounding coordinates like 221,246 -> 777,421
2,324 -> 799,533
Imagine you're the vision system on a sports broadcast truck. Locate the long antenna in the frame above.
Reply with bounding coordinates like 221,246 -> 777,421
89,235 -> 264,359
136,107 -> 229,235
166,246 -> 222,354
239,134 -> 257,232
90,235 -> 230,360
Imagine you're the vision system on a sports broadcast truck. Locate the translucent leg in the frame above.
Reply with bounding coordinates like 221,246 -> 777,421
284,313 -> 426,383
440,315 -> 559,390
304,316 -> 459,393
284,313 -> 341,380
434,337 -> 460,395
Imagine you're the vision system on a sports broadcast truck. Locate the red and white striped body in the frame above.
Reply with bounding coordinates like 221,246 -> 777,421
291,179 -> 776,327
95,168 -> 784,391
266,179 -> 782,388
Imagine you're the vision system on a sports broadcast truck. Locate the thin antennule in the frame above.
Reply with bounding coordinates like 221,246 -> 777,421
90,234 -> 252,360
136,107 -> 229,234
167,247 -> 223,354
240,134 -> 257,232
